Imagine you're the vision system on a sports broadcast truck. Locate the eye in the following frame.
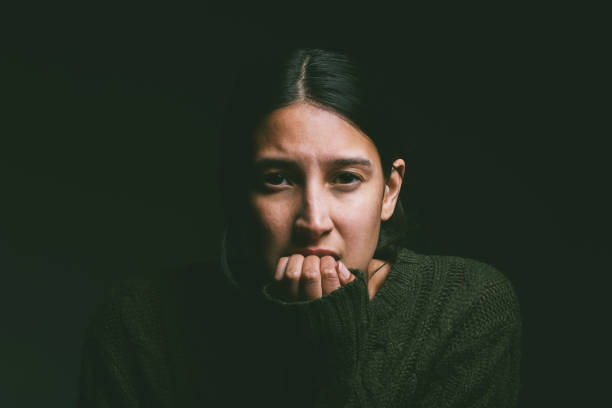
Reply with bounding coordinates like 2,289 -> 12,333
262,172 -> 290,186
333,172 -> 363,185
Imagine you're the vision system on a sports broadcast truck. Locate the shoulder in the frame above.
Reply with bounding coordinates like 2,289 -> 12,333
383,251 -> 522,406
392,248 -> 521,333
86,274 -> 159,349
397,248 -> 518,300
87,257 -> 223,350
396,248 -> 511,287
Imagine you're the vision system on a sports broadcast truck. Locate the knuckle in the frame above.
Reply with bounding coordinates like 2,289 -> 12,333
301,267 -> 319,281
289,254 -> 305,263
321,267 -> 337,281
301,255 -> 319,273
304,255 -> 319,264
284,255 -> 304,279
284,267 -> 301,280
320,256 -> 336,269
321,255 -> 336,263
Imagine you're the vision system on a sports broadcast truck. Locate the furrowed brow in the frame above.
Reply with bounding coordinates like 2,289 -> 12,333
252,157 -> 373,171
253,158 -> 298,170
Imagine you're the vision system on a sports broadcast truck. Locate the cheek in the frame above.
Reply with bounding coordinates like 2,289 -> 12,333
335,190 -> 383,250
339,203 -> 381,240
251,196 -> 294,244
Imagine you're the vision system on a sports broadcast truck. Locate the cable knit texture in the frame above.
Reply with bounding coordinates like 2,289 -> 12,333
78,248 -> 522,407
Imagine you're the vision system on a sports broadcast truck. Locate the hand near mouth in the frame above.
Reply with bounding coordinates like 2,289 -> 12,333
273,254 -> 356,301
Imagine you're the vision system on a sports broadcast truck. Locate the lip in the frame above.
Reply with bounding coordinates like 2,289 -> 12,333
294,248 -> 340,260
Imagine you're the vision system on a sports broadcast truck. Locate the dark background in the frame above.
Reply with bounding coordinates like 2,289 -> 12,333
1,3 -> 608,407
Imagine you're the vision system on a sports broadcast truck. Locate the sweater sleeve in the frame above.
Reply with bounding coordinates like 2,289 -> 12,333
417,263 -> 522,408
259,268 -> 371,407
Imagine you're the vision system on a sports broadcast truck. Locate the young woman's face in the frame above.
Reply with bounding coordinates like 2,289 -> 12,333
248,102 -> 400,277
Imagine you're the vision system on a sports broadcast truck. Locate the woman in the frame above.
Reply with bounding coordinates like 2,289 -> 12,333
78,48 -> 521,407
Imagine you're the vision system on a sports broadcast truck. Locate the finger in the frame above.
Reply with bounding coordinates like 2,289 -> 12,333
274,257 -> 289,282
283,254 -> 304,300
320,256 -> 341,295
300,255 -> 322,300
337,261 -> 356,286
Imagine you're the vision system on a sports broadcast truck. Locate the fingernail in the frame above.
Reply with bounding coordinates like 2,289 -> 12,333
338,261 -> 350,280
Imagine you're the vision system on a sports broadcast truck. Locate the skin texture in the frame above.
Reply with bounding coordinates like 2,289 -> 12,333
249,102 -> 405,300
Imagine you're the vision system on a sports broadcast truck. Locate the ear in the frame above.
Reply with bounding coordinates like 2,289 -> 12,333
381,159 -> 406,221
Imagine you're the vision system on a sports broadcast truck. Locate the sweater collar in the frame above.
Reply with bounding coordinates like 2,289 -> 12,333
367,247 -> 420,321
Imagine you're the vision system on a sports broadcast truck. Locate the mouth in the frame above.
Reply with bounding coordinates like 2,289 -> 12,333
293,248 -> 340,260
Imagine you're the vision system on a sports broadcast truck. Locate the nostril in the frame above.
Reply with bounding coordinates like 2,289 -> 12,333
293,223 -> 333,243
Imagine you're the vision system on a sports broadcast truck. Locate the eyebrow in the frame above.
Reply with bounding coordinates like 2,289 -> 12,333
253,157 -> 373,170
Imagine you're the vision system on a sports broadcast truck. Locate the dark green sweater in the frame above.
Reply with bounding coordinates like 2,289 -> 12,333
78,248 -> 521,407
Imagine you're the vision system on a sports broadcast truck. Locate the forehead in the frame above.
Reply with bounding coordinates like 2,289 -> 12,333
252,103 -> 380,162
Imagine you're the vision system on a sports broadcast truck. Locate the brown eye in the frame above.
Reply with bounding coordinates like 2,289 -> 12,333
263,172 -> 289,186
333,172 -> 362,185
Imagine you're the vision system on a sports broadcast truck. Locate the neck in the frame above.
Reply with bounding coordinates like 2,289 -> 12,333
366,258 -> 392,300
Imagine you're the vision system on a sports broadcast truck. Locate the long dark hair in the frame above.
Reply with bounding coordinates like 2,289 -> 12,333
217,47 -> 413,287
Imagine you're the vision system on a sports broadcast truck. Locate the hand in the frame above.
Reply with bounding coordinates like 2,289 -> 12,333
273,255 -> 356,301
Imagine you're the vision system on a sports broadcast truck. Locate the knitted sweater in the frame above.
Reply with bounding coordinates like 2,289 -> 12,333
77,248 -> 522,407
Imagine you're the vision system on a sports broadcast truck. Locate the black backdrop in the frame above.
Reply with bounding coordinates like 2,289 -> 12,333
1,3 -> 608,407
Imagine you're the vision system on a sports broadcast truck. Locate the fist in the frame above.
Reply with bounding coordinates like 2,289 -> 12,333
273,255 -> 356,301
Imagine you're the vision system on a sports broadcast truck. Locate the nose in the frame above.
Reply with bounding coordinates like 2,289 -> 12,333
293,183 -> 334,243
